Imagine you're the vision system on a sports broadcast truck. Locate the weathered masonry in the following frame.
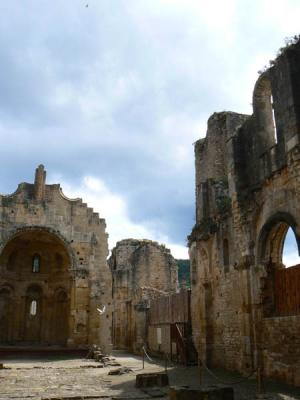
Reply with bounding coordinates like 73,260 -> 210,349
189,39 -> 300,386
109,239 -> 178,353
0,165 -> 112,351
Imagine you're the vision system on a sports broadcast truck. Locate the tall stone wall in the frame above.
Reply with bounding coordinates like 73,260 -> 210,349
109,239 -> 178,353
189,39 -> 300,386
0,165 -> 112,352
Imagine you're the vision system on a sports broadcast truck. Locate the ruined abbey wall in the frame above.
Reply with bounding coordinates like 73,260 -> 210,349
109,239 -> 178,353
0,166 -> 112,352
189,40 -> 300,386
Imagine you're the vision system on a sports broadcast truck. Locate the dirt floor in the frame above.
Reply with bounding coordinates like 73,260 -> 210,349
0,350 -> 299,400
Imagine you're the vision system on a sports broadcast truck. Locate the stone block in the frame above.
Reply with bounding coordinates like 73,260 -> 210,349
169,385 -> 234,400
136,372 -> 169,388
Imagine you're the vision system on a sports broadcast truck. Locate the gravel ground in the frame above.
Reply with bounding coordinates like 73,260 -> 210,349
0,351 -> 299,400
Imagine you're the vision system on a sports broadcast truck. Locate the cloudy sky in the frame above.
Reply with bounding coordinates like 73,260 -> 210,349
0,0 -> 300,261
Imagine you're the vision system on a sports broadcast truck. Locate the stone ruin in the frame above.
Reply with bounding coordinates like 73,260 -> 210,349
1,37 -> 300,390
189,38 -> 300,386
109,238 -> 178,353
0,165 -> 112,352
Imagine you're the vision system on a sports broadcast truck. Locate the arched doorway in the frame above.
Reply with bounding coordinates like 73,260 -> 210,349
0,286 -> 14,343
0,228 -> 72,346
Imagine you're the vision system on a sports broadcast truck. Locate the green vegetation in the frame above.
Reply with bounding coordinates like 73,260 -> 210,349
176,259 -> 191,288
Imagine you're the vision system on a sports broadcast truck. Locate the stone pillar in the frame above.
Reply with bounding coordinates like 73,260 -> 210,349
34,164 -> 46,201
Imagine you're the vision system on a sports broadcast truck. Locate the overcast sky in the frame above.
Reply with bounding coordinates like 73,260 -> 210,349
0,1 -> 300,260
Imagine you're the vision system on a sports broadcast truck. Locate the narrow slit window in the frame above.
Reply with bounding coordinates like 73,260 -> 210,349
32,254 -> 40,273
223,239 -> 229,271
30,300 -> 37,316
271,95 -> 278,144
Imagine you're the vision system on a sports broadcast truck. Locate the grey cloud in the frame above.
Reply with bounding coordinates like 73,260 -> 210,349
1,0 -> 299,249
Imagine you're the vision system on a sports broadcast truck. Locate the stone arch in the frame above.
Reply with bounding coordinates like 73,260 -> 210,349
0,227 -> 74,346
0,225 -> 77,273
253,73 -> 278,151
258,212 -> 300,317
257,212 -> 299,265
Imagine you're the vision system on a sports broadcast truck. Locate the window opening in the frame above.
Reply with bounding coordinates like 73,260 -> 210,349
282,227 -> 300,267
223,239 -> 229,271
157,327 -> 162,345
30,300 -> 37,316
271,95 -> 277,144
32,254 -> 40,273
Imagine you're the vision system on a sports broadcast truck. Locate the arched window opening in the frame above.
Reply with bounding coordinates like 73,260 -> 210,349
260,216 -> 300,317
223,239 -> 229,271
282,227 -> 300,268
32,254 -> 41,273
30,300 -> 37,316
253,75 -> 278,150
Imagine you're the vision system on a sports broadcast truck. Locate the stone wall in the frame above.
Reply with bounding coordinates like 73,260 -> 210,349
189,38 -> 300,386
109,239 -> 178,353
0,165 -> 112,352
262,316 -> 300,385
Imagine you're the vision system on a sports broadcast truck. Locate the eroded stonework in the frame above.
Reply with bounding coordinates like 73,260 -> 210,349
0,165 -> 112,352
189,39 -> 300,386
109,239 -> 178,353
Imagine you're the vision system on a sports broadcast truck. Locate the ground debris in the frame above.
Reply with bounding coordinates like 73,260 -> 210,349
85,345 -> 121,367
1,352 -> 298,400
0,363 -> 11,370
108,367 -> 133,375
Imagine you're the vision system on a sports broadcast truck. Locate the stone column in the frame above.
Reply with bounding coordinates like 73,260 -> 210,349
34,164 -> 46,201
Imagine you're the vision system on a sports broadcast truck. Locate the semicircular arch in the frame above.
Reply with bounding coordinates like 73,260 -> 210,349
257,212 -> 300,265
0,226 -> 77,274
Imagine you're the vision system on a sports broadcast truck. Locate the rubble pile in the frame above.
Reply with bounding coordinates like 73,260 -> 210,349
86,345 -> 121,367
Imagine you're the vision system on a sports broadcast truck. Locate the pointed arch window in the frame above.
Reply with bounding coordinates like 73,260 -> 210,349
32,254 -> 41,273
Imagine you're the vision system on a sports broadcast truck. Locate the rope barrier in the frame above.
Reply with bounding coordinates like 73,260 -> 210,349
199,358 -> 257,386
141,347 -> 255,386
139,346 -> 256,400
142,346 -> 155,363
